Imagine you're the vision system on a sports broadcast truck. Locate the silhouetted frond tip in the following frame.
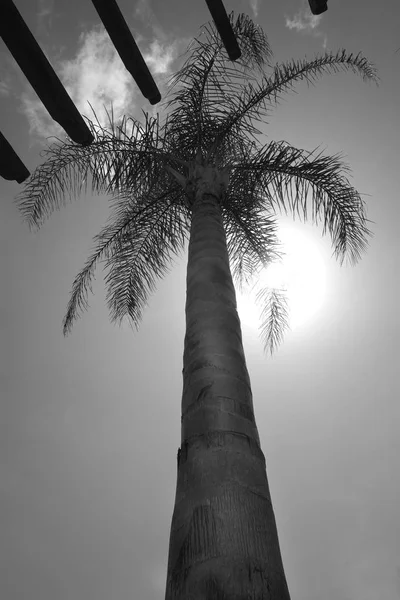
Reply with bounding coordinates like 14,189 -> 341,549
214,49 -> 378,147
235,141 -> 372,266
63,182 -> 188,336
255,287 -> 290,355
15,104 -> 178,232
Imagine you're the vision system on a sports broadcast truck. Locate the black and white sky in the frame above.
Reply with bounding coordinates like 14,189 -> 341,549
1,1 -> 399,599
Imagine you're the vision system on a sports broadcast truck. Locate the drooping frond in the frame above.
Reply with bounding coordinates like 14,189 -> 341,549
103,185 -> 188,331
62,182 -> 188,335
215,49 -> 379,146
255,286 -> 290,355
235,140 -> 373,265
14,102 -> 192,336
222,160 -> 283,289
224,202 -> 282,291
15,106 -> 176,231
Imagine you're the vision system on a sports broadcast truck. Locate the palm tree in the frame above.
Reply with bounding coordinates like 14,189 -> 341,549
15,13 -> 377,600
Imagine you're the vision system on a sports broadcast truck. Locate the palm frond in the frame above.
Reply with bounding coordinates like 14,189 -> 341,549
15,106 -> 176,231
62,183 -> 186,335
236,140 -> 373,265
255,286 -> 290,355
165,12 -> 272,95
224,203 -> 282,291
216,49 -> 379,146
222,162 -> 284,289
161,13 -> 273,157
228,12 -> 273,71
103,188 -> 188,330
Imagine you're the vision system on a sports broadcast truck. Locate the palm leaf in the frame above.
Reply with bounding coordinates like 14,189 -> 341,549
15,106 -> 179,230
161,13 -> 273,157
224,203 -> 282,291
236,140 -> 373,265
103,187 -> 188,331
215,49 -> 379,146
255,286 -> 290,355
62,182 -> 187,335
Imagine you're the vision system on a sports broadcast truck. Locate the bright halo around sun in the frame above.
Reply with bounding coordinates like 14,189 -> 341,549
236,226 -> 327,331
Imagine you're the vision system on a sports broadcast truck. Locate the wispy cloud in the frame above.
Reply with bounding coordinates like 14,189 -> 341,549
0,80 -> 10,97
141,39 -> 177,76
285,1 -> 328,49
19,22 -> 178,141
248,0 -> 260,18
134,0 -> 155,30
36,0 -> 54,37
0,60 -> 12,97
134,0 -> 178,48
133,0 -> 191,70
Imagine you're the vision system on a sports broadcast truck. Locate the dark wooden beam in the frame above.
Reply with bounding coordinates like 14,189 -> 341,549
308,0 -> 328,15
0,0 -> 94,145
204,0 -> 241,61
90,0 -> 161,105
0,131 -> 30,184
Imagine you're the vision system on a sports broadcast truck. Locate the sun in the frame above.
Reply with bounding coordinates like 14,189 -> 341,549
236,226 -> 327,331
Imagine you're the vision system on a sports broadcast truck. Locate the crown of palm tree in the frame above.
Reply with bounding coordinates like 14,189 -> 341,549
15,12 -> 378,353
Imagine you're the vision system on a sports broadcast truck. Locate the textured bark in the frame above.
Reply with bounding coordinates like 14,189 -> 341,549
165,186 -> 291,600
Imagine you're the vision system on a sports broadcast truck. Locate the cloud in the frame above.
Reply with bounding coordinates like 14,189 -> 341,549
19,25 -> 178,141
286,12 -> 322,32
248,0 -> 260,18
61,29 -> 139,123
134,0 -> 154,28
133,0 -> 172,45
36,0 -> 54,37
285,1 -> 328,49
141,40 -> 177,75
0,79 -> 10,97
133,0 -> 190,67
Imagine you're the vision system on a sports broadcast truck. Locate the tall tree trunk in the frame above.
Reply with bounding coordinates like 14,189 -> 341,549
165,188 -> 291,600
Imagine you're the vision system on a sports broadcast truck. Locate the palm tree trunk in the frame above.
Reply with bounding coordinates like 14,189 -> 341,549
165,190 -> 291,600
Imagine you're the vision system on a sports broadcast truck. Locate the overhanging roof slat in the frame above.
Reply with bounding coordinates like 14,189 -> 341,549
90,0 -> 161,105
205,0 -> 241,61
308,0 -> 328,15
0,131 -> 30,183
1,0 -> 94,145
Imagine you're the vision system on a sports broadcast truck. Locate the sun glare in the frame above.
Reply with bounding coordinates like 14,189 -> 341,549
237,226 -> 327,331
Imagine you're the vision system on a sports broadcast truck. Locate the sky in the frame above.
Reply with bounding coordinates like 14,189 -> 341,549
1,1 -> 399,599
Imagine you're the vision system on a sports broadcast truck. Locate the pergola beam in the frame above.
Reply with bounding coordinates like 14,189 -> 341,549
90,0 -> 161,105
308,0 -> 328,15
0,0 -> 329,184
0,0 -> 94,146
205,0 -> 241,61
0,131 -> 30,184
